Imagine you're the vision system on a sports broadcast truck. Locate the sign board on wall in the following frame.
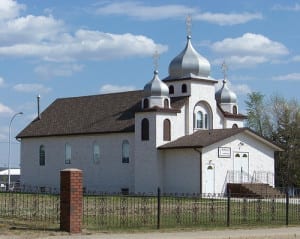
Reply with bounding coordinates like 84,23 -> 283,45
218,147 -> 231,158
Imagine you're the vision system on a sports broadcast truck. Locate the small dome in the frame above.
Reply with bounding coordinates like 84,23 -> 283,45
144,70 -> 169,97
215,80 -> 237,104
168,36 -> 211,79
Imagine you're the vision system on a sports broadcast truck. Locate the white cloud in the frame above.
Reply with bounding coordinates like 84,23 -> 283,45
0,15 -> 65,45
231,84 -> 252,95
95,1 -> 262,25
0,29 -> 167,62
272,73 -> 300,81
272,3 -> 300,11
13,83 -> 51,93
100,84 -> 136,94
215,80 -> 251,96
0,0 -> 25,20
0,2 -> 167,62
211,33 -> 288,68
34,63 -> 84,79
212,33 -> 288,56
194,12 -> 262,26
0,102 -> 13,114
213,56 -> 268,68
292,55 -> 300,62
0,77 -> 5,87
95,2 -> 195,20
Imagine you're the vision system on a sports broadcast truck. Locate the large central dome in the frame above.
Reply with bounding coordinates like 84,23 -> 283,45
168,35 -> 211,79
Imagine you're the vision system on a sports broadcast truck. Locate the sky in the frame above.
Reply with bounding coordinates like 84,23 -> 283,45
0,0 -> 299,168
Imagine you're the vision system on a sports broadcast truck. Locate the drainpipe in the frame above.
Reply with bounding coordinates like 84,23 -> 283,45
194,148 -> 202,195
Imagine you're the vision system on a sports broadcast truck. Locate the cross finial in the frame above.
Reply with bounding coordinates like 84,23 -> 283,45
186,15 -> 192,36
221,60 -> 228,82
153,50 -> 160,72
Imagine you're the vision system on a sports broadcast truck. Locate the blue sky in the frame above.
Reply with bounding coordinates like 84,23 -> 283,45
0,0 -> 299,168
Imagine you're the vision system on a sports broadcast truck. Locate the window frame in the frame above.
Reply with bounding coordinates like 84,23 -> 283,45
169,85 -> 174,94
233,105 -> 237,114
122,140 -> 130,163
141,118 -> 149,141
143,98 -> 149,109
93,143 -> 100,164
163,119 -> 171,141
181,84 -> 187,93
196,111 -> 203,128
39,145 -> 45,166
65,143 -> 71,164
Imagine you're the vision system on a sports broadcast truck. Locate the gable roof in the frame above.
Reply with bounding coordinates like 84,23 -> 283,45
17,91 -> 187,138
158,128 -> 283,151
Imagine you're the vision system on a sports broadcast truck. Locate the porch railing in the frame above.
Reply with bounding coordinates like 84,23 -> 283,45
222,170 -> 274,194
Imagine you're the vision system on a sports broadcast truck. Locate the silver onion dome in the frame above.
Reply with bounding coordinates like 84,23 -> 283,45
168,35 -> 211,79
144,70 -> 169,97
215,80 -> 237,104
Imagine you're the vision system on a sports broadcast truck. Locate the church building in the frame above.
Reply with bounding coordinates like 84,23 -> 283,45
17,31 -> 282,194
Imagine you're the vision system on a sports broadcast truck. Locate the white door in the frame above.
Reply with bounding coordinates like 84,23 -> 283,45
234,152 -> 249,183
205,163 -> 215,195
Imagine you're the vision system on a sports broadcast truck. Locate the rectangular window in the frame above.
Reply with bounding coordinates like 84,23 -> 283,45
93,143 -> 100,164
39,145 -> 45,166
122,140 -> 130,163
65,143 -> 71,164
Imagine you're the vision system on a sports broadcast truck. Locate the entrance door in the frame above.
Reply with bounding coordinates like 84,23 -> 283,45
233,152 -> 249,183
205,162 -> 215,195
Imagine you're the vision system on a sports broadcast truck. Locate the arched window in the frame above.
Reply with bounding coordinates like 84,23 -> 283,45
163,119 -> 171,141
39,145 -> 45,166
65,143 -> 71,164
196,111 -> 203,128
164,99 -> 169,108
93,143 -> 100,164
204,114 -> 208,129
181,84 -> 187,93
141,118 -> 149,141
233,105 -> 237,114
169,85 -> 174,94
232,124 -> 238,128
143,98 -> 149,109
122,140 -> 130,163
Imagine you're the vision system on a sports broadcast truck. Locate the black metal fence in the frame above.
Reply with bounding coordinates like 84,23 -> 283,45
1,187 -> 300,230
0,187 -> 60,229
83,188 -> 300,230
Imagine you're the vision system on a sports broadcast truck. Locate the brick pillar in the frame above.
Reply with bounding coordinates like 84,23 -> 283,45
60,168 -> 83,233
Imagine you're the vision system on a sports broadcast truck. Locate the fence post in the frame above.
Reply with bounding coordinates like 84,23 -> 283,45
227,188 -> 231,227
60,168 -> 83,233
285,190 -> 289,226
157,187 -> 161,229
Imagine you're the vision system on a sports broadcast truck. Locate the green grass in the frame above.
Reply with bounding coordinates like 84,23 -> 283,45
1,192 -> 300,231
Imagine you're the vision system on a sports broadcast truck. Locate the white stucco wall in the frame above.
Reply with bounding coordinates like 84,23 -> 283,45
20,133 -> 135,192
134,112 -> 161,193
202,132 -> 275,194
162,149 -> 201,194
224,118 -> 245,128
190,81 -> 222,132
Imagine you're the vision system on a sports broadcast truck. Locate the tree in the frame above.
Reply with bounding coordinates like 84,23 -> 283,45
245,92 -> 300,188
245,92 -> 272,137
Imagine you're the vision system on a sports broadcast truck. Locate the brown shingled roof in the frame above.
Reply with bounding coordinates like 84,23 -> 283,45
17,91 -> 187,138
158,128 -> 283,151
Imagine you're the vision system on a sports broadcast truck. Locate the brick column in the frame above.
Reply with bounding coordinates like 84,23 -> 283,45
60,168 -> 83,233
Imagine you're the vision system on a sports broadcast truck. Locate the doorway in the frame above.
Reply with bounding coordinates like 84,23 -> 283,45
205,161 -> 215,195
233,152 -> 249,183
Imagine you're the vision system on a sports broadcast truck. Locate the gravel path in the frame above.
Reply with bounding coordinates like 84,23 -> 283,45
1,227 -> 300,239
